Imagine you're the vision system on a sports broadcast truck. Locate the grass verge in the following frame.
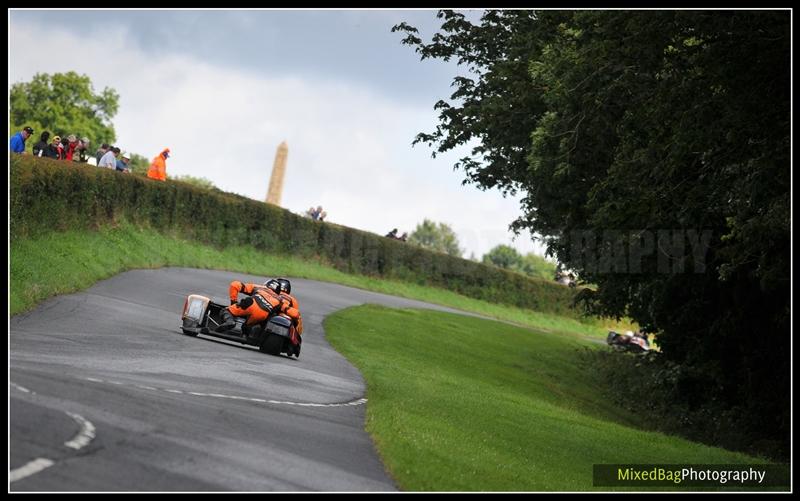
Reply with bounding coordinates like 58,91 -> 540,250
10,223 -> 631,338
324,305 -> 776,491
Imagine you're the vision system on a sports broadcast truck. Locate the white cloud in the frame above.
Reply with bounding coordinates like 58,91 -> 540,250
9,19 -> 549,259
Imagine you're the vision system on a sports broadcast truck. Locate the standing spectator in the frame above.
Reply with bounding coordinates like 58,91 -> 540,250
318,210 -> 327,222
74,137 -> 91,163
95,143 -> 109,164
98,146 -> 118,169
10,126 -> 34,153
45,135 -> 64,159
32,131 -> 50,157
60,137 -> 71,161
116,151 -> 131,173
147,148 -> 170,181
65,135 -> 78,161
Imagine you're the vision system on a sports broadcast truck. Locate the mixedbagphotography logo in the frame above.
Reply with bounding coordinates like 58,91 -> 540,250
568,229 -> 713,274
593,464 -> 790,488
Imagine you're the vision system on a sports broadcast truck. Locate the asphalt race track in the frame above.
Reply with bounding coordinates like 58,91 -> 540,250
9,267 -> 473,492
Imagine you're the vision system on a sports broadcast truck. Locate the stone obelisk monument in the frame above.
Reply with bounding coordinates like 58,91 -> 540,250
265,141 -> 288,206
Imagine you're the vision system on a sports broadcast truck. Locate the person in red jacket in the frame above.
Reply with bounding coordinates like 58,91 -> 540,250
65,135 -> 78,161
147,147 -> 170,181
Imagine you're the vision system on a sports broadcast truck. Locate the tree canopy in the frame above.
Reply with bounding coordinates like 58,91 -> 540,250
10,72 -> 119,150
395,10 -> 790,457
408,219 -> 463,257
482,244 -> 556,281
127,153 -> 151,176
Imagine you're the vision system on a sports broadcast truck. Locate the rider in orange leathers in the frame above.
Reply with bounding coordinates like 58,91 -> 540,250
218,278 -> 303,336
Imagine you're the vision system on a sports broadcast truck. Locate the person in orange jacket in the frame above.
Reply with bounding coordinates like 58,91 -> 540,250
147,147 -> 170,181
219,278 -> 303,335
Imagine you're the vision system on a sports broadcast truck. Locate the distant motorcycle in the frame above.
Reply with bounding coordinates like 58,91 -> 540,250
606,330 -> 650,353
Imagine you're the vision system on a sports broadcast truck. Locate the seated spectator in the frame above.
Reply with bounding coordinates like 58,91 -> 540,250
32,131 -> 50,157
385,228 -> 399,239
318,210 -> 327,222
399,232 -> 408,242
305,207 -> 316,219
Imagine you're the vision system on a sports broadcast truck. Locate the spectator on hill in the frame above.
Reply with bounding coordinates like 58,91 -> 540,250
116,151 -> 131,173
10,126 -> 34,153
95,143 -> 109,164
74,137 -> 91,163
60,137 -> 71,161
399,232 -> 408,242
45,135 -> 64,160
64,135 -> 79,161
306,205 -> 325,221
32,131 -> 50,157
147,147 -> 170,181
98,146 -> 118,169
385,228 -> 399,239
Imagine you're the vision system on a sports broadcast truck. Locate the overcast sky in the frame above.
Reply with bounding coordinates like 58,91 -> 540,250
9,9 -> 549,259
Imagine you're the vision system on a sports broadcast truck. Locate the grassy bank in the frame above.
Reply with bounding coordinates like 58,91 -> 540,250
9,223 -> 630,338
324,305 -> 774,491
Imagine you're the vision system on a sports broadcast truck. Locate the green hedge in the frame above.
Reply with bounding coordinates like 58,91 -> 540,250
10,156 -> 581,317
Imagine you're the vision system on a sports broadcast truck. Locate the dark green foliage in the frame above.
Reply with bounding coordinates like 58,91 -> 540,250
395,10 -> 789,457
580,349 -> 787,461
10,156 -> 579,317
9,72 -> 119,150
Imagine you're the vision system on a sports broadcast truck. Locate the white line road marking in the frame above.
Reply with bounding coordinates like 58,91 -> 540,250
82,377 -> 367,408
9,382 -> 98,483
9,458 -> 55,483
64,413 -> 96,451
10,382 -> 33,394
